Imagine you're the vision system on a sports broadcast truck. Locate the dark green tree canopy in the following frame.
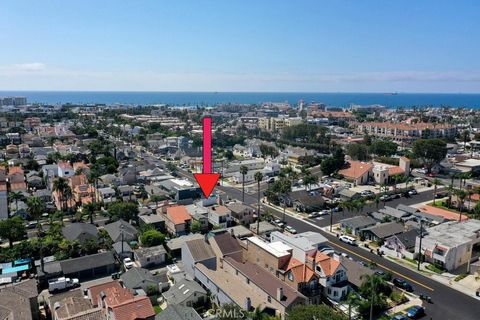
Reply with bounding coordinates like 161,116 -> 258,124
412,139 -> 447,172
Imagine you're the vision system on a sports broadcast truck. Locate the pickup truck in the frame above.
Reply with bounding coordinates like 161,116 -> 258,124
48,277 -> 80,293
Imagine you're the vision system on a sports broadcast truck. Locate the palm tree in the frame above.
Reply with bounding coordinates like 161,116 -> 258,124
52,177 -> 71,211
26,196 -> 45,228
254,171 -> 263,235
302,173 -> 319,191
8,191 -> 25,217
87,169 -> 101,203
455,189 -> 467,222
26,195 -> 47,271
239,165 -> 248,202
278,178 -> 292,224
391,174 -> 404,193
431,178 -> 442,205
83,202 -> 97,224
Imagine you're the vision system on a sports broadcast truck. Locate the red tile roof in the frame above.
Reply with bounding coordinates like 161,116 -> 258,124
167,206 -> 192,225
88,280 -> 123,307
284,257 -> 316,283
8,166 -> 23,175
418,205 -> 469,221
339,160 -> 373,179
309,251 -> 341,276
110,296 -> 154,320
388,166 -> 405,176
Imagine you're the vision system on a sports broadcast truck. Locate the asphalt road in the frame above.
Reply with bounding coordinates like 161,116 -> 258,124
152,155 -> 480,320
232,188 -> 480,320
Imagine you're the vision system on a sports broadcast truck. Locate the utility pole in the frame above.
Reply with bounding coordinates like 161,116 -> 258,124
417,219 -> 423,271
330,210 -> 333,232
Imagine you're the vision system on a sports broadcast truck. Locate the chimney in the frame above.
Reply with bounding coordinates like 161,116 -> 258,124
276,287 -> 284,301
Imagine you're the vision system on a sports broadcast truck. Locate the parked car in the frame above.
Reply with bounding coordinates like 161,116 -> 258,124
435,192 -> 447,198
273,219 -> 285,228
406,306 -> 425,319
123,257 -> 134,269
285,226 -> 297,234
391,314 -> 408,320
308,212 -> 320,218
267,177 -> 275,183
393,278 -> 413,292
339,235 -> 357,246
408,189 -> 418,196
361,190 -> 374,196
379,195 -> 391,201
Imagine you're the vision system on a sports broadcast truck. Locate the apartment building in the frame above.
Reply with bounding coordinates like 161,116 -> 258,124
355,121 -> 456,142
258,116 -> 302,132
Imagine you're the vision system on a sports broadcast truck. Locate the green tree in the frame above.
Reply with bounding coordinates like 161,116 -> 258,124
346,143 -> 369,161
52,177 -> 72,211
368,140 -> 398,157
321,157 -> 338,176
431,178 -> 443,205
0,217 -> 26,248
8,191 -> 25,216
26,196 -> 46,232
288,304 -> 347,320
140,229 -> 166,247
358,274 -> 390,319
302,173 -> 319,191
191,220 -> 202,234
455,189 -> 467,222
107,201 -> 139,222
412,139 -> 447,173
240,165 -> 249,202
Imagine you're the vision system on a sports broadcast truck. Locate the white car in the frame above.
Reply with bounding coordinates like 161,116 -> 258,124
123,258 -> 134,269
408,189 -> 418,195
319,210 -> 330,216
339,235 -> 357,246
285,226 -> 297,234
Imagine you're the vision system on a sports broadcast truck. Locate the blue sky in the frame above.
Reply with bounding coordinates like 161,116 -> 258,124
0,0 -> 479,92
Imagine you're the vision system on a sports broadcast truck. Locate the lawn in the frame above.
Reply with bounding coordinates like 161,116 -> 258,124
426,264 -> 444,274
153,305 -> 162,314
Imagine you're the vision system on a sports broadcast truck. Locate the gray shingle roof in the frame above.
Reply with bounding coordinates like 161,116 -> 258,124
340,216 -> 377,229
155,305 -> 202,320
104,219 -> 138,242
162,279 -> 206,305
362,222 -> 404,239
60,252 -> 115,275
134,245 -> 167,260
379,206 -> 410,219
184,239 -> 216,262
62,223 -> 98,242
120,267 -> 158,291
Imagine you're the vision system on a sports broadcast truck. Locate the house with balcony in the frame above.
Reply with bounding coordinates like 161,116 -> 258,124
207,205 -> 232,229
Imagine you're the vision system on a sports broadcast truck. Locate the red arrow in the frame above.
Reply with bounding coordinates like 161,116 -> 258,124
194,117 -> 221,198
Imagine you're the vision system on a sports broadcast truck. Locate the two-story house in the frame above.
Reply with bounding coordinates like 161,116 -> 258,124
165,205 -> 192,236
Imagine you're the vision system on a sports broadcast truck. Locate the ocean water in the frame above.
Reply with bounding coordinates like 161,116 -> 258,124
1,91 -> 480,108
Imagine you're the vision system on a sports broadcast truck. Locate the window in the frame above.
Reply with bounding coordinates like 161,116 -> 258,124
267,296 -> 271,303
236,270 -> 238,275
327,288 -> 331,294
334,291 -> 338,297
